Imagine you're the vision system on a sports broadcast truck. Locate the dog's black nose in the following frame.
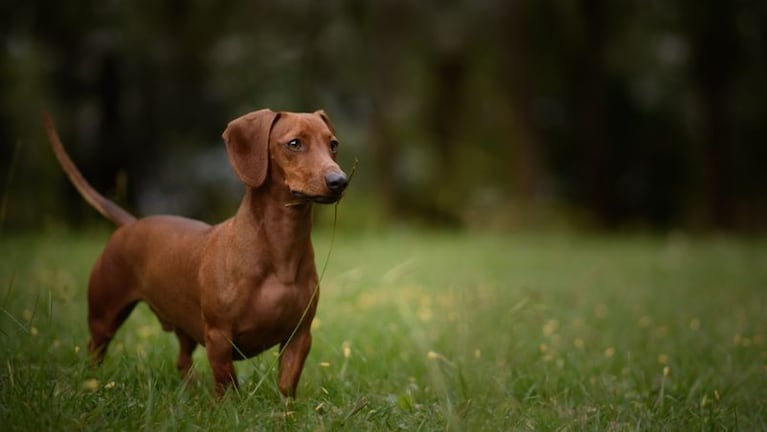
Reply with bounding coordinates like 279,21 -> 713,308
325,171 -> 348,194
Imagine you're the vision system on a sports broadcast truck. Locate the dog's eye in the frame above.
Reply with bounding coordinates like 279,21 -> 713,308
287,139 -> 303,151
329,140 -> 339,154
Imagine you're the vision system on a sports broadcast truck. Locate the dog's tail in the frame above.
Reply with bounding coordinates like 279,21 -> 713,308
43,111 -> 137,227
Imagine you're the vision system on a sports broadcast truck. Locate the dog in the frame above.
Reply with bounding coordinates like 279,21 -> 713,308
44,109 -> 348,397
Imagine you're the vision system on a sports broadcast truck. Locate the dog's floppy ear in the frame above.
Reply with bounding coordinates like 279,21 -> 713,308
314,109 -> 335,135
222,109 -> 280,188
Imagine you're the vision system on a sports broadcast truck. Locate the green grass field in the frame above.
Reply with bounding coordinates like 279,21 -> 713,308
1,228 -> 765,430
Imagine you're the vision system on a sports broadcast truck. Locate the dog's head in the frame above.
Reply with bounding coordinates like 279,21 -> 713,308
222,109 -> 348,204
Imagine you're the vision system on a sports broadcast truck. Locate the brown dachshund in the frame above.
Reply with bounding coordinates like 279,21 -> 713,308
44,109 -> 348,397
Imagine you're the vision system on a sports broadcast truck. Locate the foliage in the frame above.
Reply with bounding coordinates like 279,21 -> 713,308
1,1 -> 766,231
1,229 -> 766,430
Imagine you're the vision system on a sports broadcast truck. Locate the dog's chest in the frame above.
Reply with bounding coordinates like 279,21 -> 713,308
230,274 -> 316,357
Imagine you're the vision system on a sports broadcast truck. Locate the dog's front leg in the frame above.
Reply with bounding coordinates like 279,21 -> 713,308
278,329 -> 312,398
205,325 -> 238,397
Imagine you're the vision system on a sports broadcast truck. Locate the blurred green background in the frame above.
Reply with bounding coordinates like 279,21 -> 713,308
1,1 -> 766,232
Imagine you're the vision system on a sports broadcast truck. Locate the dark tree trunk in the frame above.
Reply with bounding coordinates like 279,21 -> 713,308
575,0 -> 611,226
500,0 -> 542,211
427,54 -> 465,204
686,0 -> 737,229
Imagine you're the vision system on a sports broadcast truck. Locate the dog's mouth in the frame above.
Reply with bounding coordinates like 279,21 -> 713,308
285,161 -> 356,207
286,191 -> 342,206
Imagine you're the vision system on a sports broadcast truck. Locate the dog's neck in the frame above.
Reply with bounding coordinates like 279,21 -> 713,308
232,181 -> 314,282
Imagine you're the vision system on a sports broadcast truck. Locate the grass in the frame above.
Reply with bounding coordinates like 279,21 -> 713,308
1,227 -> 766,430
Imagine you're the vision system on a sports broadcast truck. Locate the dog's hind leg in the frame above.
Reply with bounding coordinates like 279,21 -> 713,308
86,253 -> 139,365
87,299 -> 138,365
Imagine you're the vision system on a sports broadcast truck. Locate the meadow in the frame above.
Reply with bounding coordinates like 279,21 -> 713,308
1,227 -> 765,430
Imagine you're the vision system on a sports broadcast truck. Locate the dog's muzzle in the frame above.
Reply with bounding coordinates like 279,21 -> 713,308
287,171 -> 348,205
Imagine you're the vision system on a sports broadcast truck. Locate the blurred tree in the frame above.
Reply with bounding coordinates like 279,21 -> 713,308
684,0 -> 738,229
362,0 -> 414,220
497,0 -> 543,216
